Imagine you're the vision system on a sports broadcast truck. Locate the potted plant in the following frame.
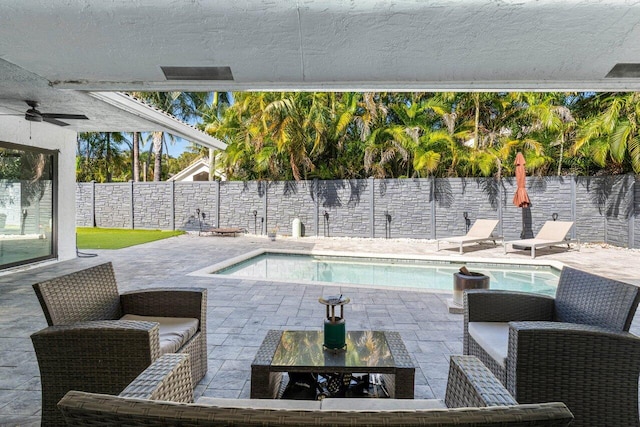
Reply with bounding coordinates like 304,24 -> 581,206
268,226 -> 278,241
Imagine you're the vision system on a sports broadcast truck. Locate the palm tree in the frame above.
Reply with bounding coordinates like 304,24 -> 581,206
519,92 -> 577,175
132,131 -> 140,181
76,132 -> 129,182
572,92 -> 640,174
130,92 -> 209,180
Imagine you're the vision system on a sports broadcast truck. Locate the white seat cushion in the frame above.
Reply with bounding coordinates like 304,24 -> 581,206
321,398 -> 446,411
120,314 -> 199,354
197,397 -> 321,410
467,322 -> 509,368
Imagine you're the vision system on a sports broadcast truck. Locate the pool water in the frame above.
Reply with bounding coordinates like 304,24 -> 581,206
214,253 -> 560,296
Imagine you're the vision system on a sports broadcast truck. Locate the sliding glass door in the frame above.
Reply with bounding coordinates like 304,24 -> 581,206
0,142 -> 56,269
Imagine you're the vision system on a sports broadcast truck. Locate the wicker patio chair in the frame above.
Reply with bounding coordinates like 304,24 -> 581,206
464,266 -> 640,427
57,353 -> 574,426
31,261 -> 207,427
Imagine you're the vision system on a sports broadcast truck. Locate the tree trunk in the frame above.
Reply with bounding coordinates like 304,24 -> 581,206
132,132 -> 140,182
106,133 -> 112,183
209,148 -> 216,181
557,132 -> 564,176
474,93 -> 480,149
153,132 -> 163,181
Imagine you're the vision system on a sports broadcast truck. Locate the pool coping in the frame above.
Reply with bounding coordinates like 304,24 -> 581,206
188,248 -> 565,294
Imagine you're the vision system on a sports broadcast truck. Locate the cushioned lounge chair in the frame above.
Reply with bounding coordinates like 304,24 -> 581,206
200,226 -> 244,237
503,220 -> 576,258
31,262 -> 207,427
436,219 -> 500,254
464,266 -> 640,427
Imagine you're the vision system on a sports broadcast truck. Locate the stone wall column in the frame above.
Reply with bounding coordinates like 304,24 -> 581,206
571,176 -> 577,240
497,177 -> 503,237
370,177 -> 375,238
430,176 -> 436,239
215,180 -> 220,228
170,181 -> 175,231
629,177 -> 635,248
313,179 -> 319,237
130,180 -> 134,229
91,180 -> 96,227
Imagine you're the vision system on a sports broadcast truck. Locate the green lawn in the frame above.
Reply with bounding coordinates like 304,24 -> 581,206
76,227 -> 185,249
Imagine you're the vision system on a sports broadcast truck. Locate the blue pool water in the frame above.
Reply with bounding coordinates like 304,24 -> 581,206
214,253 -> 560,295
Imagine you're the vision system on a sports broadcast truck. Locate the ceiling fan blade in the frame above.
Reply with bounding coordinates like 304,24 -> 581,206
42,117 -> 70,127
41,113 -> 88,120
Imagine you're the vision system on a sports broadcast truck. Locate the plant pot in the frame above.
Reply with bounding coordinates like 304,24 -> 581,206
268,232 -> 276,241
453,272 -> 490,306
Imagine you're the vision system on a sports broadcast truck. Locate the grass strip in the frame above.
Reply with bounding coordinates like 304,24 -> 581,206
77,227 -> 185,249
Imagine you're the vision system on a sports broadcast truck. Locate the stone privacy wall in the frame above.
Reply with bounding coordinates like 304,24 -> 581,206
76,175 -> 640,248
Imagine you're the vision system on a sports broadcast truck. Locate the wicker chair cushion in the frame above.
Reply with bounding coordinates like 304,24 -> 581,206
121,314 -> 199,354
321,398 -> 447,410
467,322 -> 509,368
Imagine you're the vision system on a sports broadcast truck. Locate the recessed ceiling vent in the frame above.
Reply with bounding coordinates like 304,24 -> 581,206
606,63 -> 640,78
161,66 -> 234,81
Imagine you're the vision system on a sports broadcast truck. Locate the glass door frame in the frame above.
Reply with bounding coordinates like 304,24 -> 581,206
0,141 -> 58,270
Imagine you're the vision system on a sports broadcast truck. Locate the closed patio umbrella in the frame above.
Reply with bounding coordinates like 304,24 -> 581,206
513,152 -> 533,239
513,152 -> 530,208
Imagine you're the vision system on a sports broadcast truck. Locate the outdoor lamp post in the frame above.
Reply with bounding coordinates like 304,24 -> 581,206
253,210 -> 258,234
384,211 -> 392,239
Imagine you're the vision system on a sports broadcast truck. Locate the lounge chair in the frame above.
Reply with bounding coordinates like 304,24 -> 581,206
504,220 -> 576,258
200,226 -> 244,237
436,219 -> 500,254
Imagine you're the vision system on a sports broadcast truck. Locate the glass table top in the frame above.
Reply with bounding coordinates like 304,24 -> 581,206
271,330 -> 394,368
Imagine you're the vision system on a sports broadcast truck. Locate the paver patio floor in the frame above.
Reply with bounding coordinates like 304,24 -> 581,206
1,233 -> 639,425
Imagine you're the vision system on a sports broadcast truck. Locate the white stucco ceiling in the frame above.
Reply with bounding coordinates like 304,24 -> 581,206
1,0 -> 640,131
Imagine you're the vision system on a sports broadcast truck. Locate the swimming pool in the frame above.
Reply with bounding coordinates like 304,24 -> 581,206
204,250 -> 561,295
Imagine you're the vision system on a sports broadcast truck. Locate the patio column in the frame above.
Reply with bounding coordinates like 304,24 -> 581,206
369,177 -> 375,238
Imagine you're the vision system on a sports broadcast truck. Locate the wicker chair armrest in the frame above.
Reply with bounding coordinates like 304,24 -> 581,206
31,319 -> 160,338
119,353 -> 194,403
445,355 -> 517,408
31,320 -> 162,360
508,321 -> 640,377
509,320 -> 640,337
120,288 -> 207,322
32,321 -> 162,426
465,290 -> 555,323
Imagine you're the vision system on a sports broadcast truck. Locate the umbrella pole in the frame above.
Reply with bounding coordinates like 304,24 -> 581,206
513,206 -> 534,250
521,207 -> 534,239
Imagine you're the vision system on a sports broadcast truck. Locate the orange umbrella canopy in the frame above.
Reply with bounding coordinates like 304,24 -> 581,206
513,152 -> 531,208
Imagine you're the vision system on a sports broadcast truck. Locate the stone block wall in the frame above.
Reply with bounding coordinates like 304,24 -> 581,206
133,183 -> 173,230
267,180 -> 316,236
76,183 -> 93,227
174,182 -> 218,232
77,175 -> 640,248
318,180 -> 371,238
219,181 -> 264,233
94,183 -> 131,228
375,179 -> 431,239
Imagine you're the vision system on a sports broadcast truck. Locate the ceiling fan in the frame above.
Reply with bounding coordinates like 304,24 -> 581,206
23,100 -> 89,127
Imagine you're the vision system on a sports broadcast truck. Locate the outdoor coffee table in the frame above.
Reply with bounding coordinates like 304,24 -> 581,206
251,330 -> 415,399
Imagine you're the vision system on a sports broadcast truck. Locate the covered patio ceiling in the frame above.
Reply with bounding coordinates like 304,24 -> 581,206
0,0 -> 640,129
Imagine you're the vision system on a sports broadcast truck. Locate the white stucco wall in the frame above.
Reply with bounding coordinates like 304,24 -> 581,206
0,116 -> 77,263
